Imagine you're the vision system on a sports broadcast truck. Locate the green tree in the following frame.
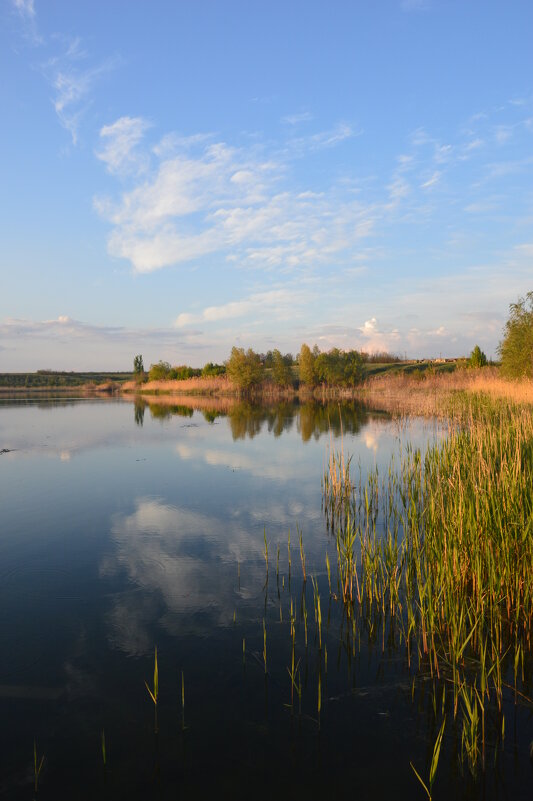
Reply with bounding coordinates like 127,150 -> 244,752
133,354 -> 144,375
202,362 -> 226,377
226,347 -> 264,389
272,349 -> 292,387
468,345 -> 488,368
498,291 -> 533,378
344,349 -> 364,385
148,360 -> 171,381
299,343 -> 317,386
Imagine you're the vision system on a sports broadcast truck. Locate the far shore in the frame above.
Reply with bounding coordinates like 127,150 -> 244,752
3,368 -> 532,416
122,368 -> 533,415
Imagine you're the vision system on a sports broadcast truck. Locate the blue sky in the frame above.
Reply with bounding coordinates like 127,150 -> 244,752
1,0 -> 532,370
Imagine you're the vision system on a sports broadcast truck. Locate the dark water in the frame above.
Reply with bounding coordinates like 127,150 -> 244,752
0,396 -> 531,800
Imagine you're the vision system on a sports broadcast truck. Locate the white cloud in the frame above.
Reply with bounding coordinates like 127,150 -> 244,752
175,287 -> 310,328
97,116 -> 152,176
36,34 -> 117,145
0,315 -> 202,345
51,60 -> 112,145
420,170 -> 441,189
12,0 -> 35,18
287,122 -> 357,154
95,129 -> 375,274
282,111 -> 313,125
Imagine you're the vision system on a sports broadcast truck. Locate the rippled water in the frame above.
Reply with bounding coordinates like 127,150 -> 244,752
0,396 -> 531,800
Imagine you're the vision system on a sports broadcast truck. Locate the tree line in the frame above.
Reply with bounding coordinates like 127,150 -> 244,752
134,345 -> 401,390
132,291 -> 533,389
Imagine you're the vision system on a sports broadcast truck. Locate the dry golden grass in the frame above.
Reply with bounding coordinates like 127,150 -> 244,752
121,375 -> 238,395
362,367 -> 533,414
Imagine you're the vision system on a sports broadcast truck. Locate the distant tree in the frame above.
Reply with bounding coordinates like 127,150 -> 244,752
315,349 -> 337,384
498,292 -> 533,378
263,350 -> 274,369
226,347 -> 264,389
202,362 -> 226,377
133,354 -> 144,375
468,345 -> 488,368
299,343 -> 317,386
303,347 -> 364,387
272,349 -> 292,387
148,360 -> 171,381
167,365 -> 201,380
344,350 -> 364,385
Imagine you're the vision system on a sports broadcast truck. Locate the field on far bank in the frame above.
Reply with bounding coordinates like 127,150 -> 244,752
0,371 -> 132,390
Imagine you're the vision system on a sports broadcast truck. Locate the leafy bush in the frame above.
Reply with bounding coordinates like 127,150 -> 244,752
202,362 -> 226,377
226,347 -> 264,389
468,345 -> 488,368
299,343 -> 317,386
498,292 -> 533,378
272,349 -> 293,386
168,365 -> 201,380
148,361 -> 172,381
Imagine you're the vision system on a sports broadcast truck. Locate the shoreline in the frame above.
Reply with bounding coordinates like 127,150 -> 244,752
3,369 -> 532,414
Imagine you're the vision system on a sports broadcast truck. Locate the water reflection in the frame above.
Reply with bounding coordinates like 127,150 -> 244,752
133,399 -> 145,427
101,498 -> 263,654
137,396 -> 389,442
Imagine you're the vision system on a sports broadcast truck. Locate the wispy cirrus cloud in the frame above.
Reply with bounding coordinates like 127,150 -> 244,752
10,3 -> 116,144
12,0 -> 35,19
43,37 -> 117,144
281,111 -> 313,125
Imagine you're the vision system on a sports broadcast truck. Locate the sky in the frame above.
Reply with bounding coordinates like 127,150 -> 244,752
1,0 -> 532,370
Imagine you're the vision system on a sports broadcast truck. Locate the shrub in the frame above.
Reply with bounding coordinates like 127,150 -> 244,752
148,361 -> 172,381
272,349 -> 292,387
498,292 -> 533,378
226,347 -> 264,389
468,345 -> 488,368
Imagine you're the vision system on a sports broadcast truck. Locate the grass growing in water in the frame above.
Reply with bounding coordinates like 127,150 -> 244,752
323,395 -> 533,779
33,739 -> 45,794
145,647 -> 159,733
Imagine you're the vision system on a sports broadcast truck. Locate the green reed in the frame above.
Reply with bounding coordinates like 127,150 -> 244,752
410,716 -> 446,800
144,647 -> 159,733
33,739 -> 45,794
322,395 -> 533,779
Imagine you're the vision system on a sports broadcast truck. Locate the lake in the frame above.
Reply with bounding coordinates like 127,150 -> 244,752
0,396 -> 531,800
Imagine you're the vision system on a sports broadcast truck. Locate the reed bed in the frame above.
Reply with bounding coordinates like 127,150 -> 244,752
323,394 -> 533,777
362,367 -> 533,415
122,376 -> 239,395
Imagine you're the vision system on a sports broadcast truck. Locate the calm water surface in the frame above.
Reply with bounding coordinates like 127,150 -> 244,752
0,397 -> 531,800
